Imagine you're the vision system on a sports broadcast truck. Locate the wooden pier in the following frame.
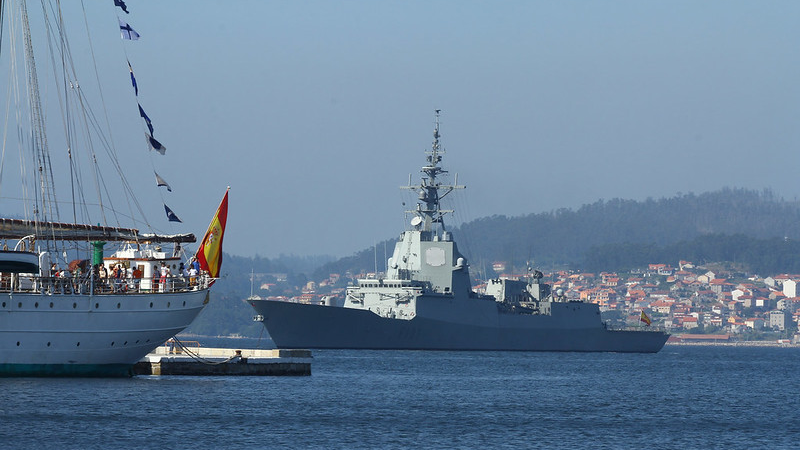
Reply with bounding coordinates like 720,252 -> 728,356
133,344 -> 311,376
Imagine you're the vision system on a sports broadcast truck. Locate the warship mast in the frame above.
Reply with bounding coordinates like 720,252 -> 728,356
404,110 -> 464,238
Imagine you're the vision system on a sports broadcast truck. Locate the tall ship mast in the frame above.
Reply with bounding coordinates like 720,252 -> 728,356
249,111 -> 669,352
0,1 -> 228,376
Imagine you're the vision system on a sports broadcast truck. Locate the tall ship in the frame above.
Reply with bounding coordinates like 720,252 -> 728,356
250,111 -> 668,352
0,1 -> 228,376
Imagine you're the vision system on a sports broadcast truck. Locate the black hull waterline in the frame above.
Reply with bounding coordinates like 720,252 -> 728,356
251,300 -> 669,353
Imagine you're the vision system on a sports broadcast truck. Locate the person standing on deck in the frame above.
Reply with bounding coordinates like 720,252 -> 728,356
98,265 -> 108,292
132,265 -> 142,292
188,263 -> 197,287
159,262 -> 168,292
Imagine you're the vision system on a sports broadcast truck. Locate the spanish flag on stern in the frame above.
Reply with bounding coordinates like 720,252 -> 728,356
197,188 -> 229,286
640,311 -> 652,326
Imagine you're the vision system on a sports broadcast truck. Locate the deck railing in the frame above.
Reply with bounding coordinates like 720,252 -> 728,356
0,274 -> 212,295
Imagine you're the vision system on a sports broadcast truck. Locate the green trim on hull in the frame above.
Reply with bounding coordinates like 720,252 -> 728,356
0,363 -> 134,378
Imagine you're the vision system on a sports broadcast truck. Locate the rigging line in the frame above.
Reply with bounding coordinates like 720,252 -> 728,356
148,144 -> 178,233
47,0 -> 104,227
61,65 -> 87,229
7,5 -> 24,217
37,1 -> 117,232
67,70 -> 110,231
27,0 -> 60,229
72,84 -> 150,231
80,1 -> 137,229
66,154 -> 88,224
70,83 -> 110,227
6,3 -> 31,219
6,17 -> 26,216
1,49 -> 14,195
115,17 -> 156,234
90,138 -> 122,229
64,104 -> 90,223
53,63 -> 88,228
129,71 -> 179,234
19,0 -> 48,229
0,0 -> 18,195
49,0 -> 67,223
70,96 -> 147,231
44,4 -> 147,233
34,0 -> 67,252
0,0 -> 5,54
34,0 -> 63,223
47,0 -> 76,224
17,0 -> 36,219
25,2 -> 58,224
2,194 -> 149,224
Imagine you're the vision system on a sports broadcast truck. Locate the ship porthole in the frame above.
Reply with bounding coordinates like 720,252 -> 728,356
117,303 -> 121,309
18,302 -> 22,308
73,302 -> 77,309
167,302 -> 170,308
76,342 -> 80,347
182,301 -> 186,307
149,302 -> 153,308
16,341 -> 20,346
135,340 -> 140,344
124,341 -> 128,345
47,342 -> 51,347
95,303 -> 99,309
34,302 -> 39,308
1,302 -> 5,307
49,302 -> 53,308
111,342 -> 115,346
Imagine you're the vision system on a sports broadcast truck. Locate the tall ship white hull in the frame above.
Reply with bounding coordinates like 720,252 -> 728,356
251,111 -> 668,353
0,2 -> 230,376
1,290 -> 208,376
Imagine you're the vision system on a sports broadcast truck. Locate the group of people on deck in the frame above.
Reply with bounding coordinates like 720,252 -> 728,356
42,256 -> 204,294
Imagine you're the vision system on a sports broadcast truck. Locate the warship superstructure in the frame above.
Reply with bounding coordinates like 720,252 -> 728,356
249,111 -> 668,352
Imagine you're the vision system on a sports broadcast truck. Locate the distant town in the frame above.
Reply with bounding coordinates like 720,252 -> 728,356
248,259 -> 800,345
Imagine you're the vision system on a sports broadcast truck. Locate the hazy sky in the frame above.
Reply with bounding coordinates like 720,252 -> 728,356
6,1 -> 800,258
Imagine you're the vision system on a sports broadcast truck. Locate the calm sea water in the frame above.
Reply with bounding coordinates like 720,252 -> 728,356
2,343 -> 799,450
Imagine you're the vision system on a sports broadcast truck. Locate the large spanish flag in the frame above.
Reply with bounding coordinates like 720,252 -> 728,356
197,188 -> 229,285
640,310 -> 652,326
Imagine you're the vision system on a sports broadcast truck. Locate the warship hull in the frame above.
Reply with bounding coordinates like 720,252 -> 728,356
250,299 -> 669,353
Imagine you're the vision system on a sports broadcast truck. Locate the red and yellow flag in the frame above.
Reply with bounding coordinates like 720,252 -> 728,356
197,189 -> 229,285
640,310 -> 652,326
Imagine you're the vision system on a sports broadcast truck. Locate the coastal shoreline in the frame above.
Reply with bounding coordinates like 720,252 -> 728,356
666,341 -> 799,347
177,334 -> 800,348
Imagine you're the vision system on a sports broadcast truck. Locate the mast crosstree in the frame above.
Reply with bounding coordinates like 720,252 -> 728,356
404,110 -> 464,235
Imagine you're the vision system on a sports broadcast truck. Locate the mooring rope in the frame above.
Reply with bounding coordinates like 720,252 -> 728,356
169,337 -> 241,366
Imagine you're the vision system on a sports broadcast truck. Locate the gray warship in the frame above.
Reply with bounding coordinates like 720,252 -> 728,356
249,111 -> 669,352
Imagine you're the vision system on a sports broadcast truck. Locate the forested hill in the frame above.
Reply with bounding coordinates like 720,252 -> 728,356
186,189 -> 800,337
314,188 -> 800,278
